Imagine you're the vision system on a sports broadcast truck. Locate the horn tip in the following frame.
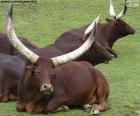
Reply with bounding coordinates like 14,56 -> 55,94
7,4 -> 13,20
95,14 -> 101,24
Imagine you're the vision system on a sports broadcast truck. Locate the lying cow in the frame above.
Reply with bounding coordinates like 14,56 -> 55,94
0,53 -> 25,102
55,0 -> 135,65
17,61 -> 109,114
7,8 -> 109,114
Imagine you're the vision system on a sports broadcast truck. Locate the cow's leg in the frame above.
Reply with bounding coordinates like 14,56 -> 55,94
84,83 -> 109,114
54,105 -> 69,112
89,102 -> 108,115
45,98 -> 68,114
93,93 -> 109,111
0,92 -> 3,102
83,104 -> 92,112
0,71 -> 9,102
26,102 -> 44,114
16,102 -> 26,112
92,102 -> 109,111
83,102 -> 108,115
83,95 -> 97,112
0,90 -> 9,102
93,73 -> 109,111
107,48 -> 117,58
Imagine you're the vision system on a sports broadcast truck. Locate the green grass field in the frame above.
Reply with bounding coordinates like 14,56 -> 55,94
0,0 -> 140,115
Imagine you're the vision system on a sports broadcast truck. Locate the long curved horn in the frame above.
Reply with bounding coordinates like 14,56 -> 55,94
51,15 -> 100,67
116,0 -> 127,19
7,4 -> 39,63
109,0 -> 127,19
109,0 -> 116,17
85,14 -> 100,36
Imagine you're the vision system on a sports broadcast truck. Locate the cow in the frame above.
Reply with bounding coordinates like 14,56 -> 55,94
17,61 -> 109,115
0,53 -> 25,102
7,7 -> 109,114
54,0 -> 135,65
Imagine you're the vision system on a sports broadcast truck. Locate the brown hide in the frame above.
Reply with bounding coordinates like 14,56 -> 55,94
0,53 -> 25,102
55,18 -> 135,65
17,61 -> 109,114
0,32 -> 36,55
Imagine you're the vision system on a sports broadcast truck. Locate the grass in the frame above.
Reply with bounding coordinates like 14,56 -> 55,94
0,0 -> 140,115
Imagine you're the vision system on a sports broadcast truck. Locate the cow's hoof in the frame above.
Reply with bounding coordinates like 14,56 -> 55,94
90,108 -> 100,115
83,104 -> 92,112
46,112 -> 52,116
63,105 -> 69,111
16,103 -> 26,112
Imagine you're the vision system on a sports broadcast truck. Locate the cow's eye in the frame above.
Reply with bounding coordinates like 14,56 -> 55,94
51,74 -> 56,80
35,72 -> 40,77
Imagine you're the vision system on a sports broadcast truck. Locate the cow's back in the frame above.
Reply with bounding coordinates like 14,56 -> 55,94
0,32 -> 36,55
55,25 -> 88,53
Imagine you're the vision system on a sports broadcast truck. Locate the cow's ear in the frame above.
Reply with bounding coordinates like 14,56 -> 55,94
105,18 -> 112,22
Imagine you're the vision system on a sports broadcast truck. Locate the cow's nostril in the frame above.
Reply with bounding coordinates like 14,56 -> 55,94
43,84 -> 48,88
40,84 -> 53,94
43,84 -> 52,89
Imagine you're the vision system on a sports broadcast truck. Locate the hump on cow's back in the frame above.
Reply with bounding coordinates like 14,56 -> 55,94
55,24 -> 89,44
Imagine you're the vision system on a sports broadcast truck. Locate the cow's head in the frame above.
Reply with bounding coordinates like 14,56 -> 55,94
7,4 -> 98,95
24,58 -> 55,95
105,0 -> 135,44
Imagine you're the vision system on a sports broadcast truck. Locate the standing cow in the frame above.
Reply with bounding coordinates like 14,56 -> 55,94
7,7 -> 109,115
55,0 -> 135,65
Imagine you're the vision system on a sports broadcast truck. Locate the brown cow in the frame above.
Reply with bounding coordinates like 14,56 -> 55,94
7,7 -> 109,114
55,0 -> 135,65
17,61 -> 109,114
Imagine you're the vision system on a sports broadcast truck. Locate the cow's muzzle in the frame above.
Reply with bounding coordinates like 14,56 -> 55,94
129,29 -> 135,35
40,84 -> 53,95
